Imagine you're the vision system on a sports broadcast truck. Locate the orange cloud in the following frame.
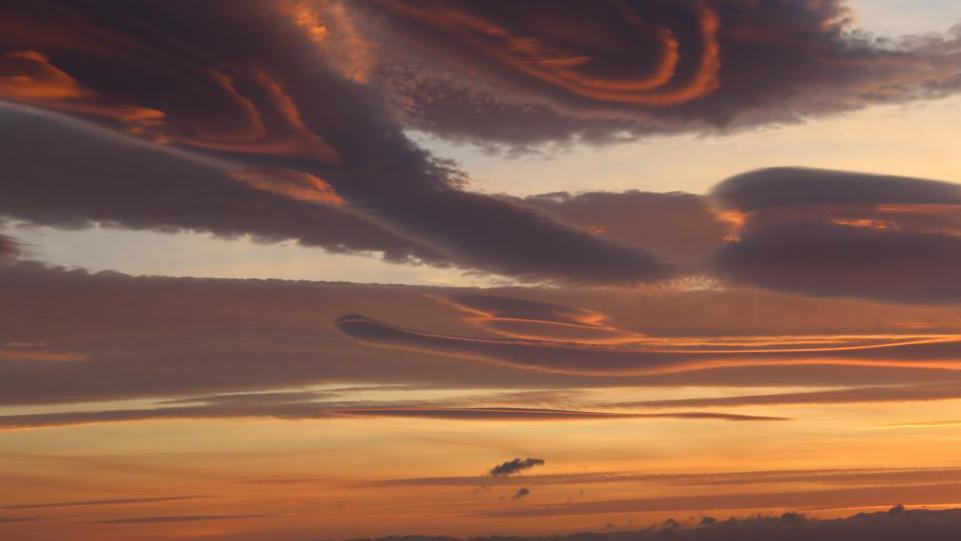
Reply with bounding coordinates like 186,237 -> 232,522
0,50 -> 165,128
376,0 -> 720,107
229,167 -> 344,206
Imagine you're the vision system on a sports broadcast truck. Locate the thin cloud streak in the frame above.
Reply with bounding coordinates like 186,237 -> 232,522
476,482 -> 961,518
3,495 -> 206,510
0,403 -> 787,431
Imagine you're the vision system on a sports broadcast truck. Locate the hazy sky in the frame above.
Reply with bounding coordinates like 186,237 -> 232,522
4,1 -> 961,540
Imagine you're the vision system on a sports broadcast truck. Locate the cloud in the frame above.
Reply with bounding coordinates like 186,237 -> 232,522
354,0 -> 961,148
4,2 -> 961,295
335,311 -> 961,376
713,223 -> 961,302
0,397 -> 785,430
512,487 -> 530,500
709,168 -> 961,302
347,508 -> 961,541
477,483 -> 961,518
0,2 -> 673,285
6,3 -> 961,293
0,102 -> 442,265
87,514 -> 264,525
491,458 -> 545,477
3,496 -> 205,510
519,191 -> 728,264
615,383 -> 961,409
377,467 -> 961,489
0,517 -> 41,523
712,168 -> 961,212
6,261 -> 961,406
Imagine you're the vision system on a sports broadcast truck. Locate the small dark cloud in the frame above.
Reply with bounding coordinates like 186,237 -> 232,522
513,487 -> 531,500
490,458 -> 545,477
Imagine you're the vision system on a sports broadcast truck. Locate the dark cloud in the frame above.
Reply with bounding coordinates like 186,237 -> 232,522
490,458 -> 545,477
512,487 -> 531,500
707,168 -> 961,302
0,102 -> 443,265
713,222 -> 961,303
3,496 -> 205,510
357,1 -> 961,148
712,168 -> 961,212
0,1 -> 673,285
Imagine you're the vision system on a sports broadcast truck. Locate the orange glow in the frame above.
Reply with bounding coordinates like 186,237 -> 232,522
378,0 -> 721,106
715,209 -> 748,240
229,167 -> 345,205
0,50 -> 165,128
0,346 -> 86,362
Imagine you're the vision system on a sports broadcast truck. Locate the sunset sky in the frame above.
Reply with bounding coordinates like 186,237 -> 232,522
4,1 -> 961,540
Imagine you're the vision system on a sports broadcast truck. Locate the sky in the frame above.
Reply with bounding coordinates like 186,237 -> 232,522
4,1 -> 961,540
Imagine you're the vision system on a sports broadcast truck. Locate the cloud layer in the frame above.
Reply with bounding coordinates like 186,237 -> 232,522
0,1 -> 673,284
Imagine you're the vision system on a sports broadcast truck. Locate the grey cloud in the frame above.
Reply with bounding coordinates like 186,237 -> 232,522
708,167 -> 961,302
712,167 -> 961,212
0,103 -> 442,265
0,0 -> 675,285
712,222 -> 961,302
